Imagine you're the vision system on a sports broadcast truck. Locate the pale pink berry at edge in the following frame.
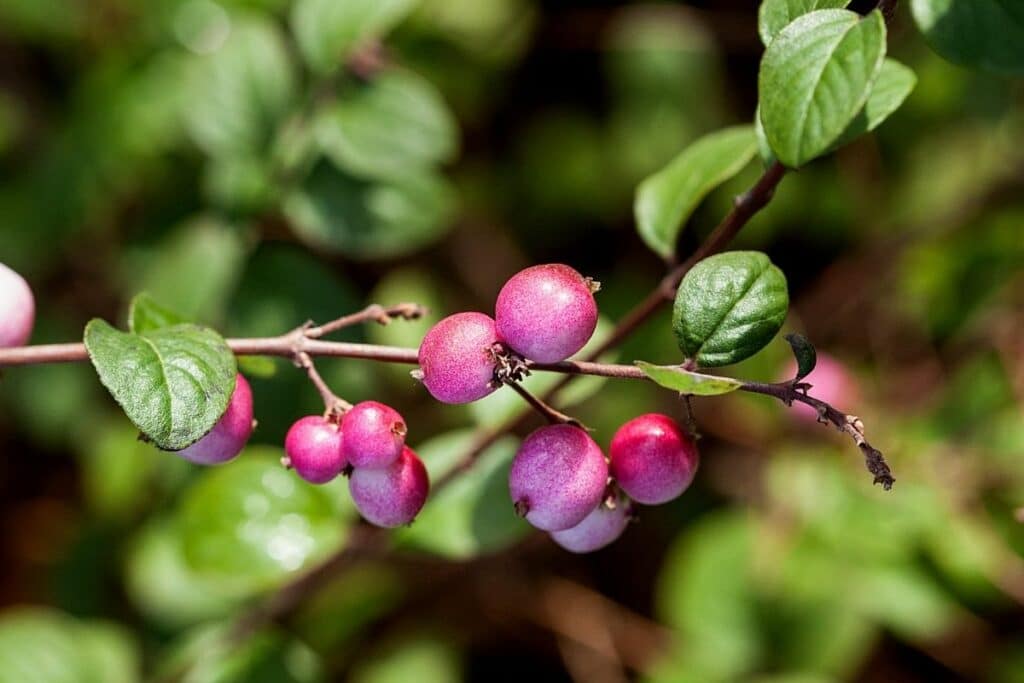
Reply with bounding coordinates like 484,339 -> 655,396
609,413 -> 698,505
550,491 -> 633,554
349,446 -> 430,528
341,401 -> 406,469
509,424 -> 609,532
175,374 -> 254,465
495,263 -> 598,363
284,415 -> 346,484
0,262 -> 35,348
417,312 -> 500,404
782,353 -> 859,423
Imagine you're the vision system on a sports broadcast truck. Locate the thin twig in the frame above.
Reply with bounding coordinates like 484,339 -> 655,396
504,380 -> 585,428
305,302 -> 426,339
294,351 -> 351,418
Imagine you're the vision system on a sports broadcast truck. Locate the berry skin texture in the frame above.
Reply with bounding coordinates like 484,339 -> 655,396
176,374 -> 254,465
782,353 -> 859,423
609,414 -> 698,505
509,424 -> 609,532
495,263 -> 598,363
550,492 -> 633,554
349,446 -> 430,528
284,415 -> 346,484
0,262 -> 35,348
341,401 -> 406,469
418,312 -> 500,404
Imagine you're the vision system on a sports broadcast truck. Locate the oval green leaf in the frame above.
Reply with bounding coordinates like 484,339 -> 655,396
758,0 -> 850,46
835,58 -> 917,148
635,361 -> 743,396
911,0 -> 1024,74
128,293 -> 187,334
291,0 -> 416,74
758,9 -> 887,168
672,251 -> 789,368
84,319 -> 237,450
635,125 -> 758,260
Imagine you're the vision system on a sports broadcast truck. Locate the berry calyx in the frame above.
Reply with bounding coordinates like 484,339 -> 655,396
508,424 -> 609,531
0,262 -> 35,348
349,446 -> 430,528
341,401 -> 406,469
495,264 -> 598,363
609,413 -> 698,505
550,491 -> 633,554
417,312 -> 500,404
284,415 -> 346,484
175,374 -> 254,465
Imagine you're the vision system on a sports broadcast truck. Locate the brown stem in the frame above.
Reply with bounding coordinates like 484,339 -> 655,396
294,351 -> 351,418
504,380 -> 585,428
305,303 -> 426,339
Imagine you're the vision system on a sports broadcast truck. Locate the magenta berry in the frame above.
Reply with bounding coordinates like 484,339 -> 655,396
609,413 -> 698,505
0,262 -> 35,348
349,446 -> 430,528
550,492 -> 633,554
508,424 -> 609,532
284,415 -> 346,484
176,374 -> 254,465
495,263 -> 598,363
418,312 -> 500,404
341,401 -> 406,469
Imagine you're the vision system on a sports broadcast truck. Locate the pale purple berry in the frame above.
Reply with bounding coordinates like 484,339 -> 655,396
0,262 -> 35,348
495,264 -> 598,363
550,492 -> 633,554
175,374 -> 254,465
508,424 -> 609,532
417,312 -> 500,404
349,446 -> 430,528
341,401 -> 406,469
609,414 -> 698,505
284,415 -> 346,484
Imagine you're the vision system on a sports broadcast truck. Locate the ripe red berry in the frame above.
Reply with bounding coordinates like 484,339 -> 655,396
418,312 -> 500,404
495,264 -> 598,363
284,415 -> 346,484
176,374 -> 254,465
550,492 -> 633,554
341,401 -> 406,469
609,414 -> 698,505
508,424 -> 608,531
349,446 -> 430,528
0,262 -> 35,348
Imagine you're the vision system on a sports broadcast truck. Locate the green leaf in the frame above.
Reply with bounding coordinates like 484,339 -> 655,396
316,69 -> 458,182
291,0 -> 417,74
754,105 -> 776,167
635,361 -> 743,396
635,126 -> 758,260
758,9 -> 887,167
284,161 -> 456,260
352,635 -> 462,683
758,0 -> 850,46
911,0 -> 1024,74
784,333 -> 817,381
84,319 -> 237,450
177,448 -> 352,590
836,58 -> 917,147
673,251 -> 789,367
128,293 -> 187,333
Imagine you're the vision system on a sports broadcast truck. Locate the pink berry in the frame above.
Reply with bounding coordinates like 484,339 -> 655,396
176,374 -> 254,465
508,424 -> 609,532
495,264 -> 598,363
609,414 -> 698,505
418,312 -> 500,404
349,446 -> 430,528
284,415 -> 346,484
782,353 -> 859,423
341,401 -> 406,469
0,262 -> 35,348
550,492 -> 633,554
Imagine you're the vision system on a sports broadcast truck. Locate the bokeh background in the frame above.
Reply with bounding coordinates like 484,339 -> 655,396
1,0 -> 1023,681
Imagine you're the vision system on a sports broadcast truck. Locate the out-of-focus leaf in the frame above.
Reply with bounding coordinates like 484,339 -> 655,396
128,293 -> 187,333
911,0 -> 1024,74
757,0 -> 850,46
203,154 -> 277,213
635,361 -> 743,395
177,448 -> 351,591
634,125 -> 757,260
84,320 -> 237,450
351,635 -> 462,683
74,623 -> 141,683
854,565 -> 959,641
316,70 -> 458,182
836,59 -> 917,147
758,10 -> 886,167
291,0 -> 416,74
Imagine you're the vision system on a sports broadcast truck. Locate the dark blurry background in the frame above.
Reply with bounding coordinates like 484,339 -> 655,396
1,0 -> 1023,681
